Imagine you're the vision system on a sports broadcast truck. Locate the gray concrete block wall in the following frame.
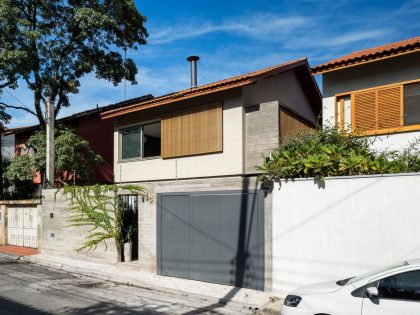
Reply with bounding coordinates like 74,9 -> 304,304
127,175 -> 273,292
244,101 -> 280,174
41,189 -> 118,264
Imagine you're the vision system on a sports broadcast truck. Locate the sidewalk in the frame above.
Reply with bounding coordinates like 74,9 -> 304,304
18,253 -> 281,315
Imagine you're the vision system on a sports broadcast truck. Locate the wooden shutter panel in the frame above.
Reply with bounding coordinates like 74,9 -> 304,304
161,102 -> 223,158
377,86 -> 402,129
353,91 -> 376,132
279,109 -> 314,142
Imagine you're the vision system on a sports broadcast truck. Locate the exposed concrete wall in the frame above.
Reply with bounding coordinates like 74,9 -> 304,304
115,95 -> 244,182
244,101 -> 279,174
41,189 -> 118,264
272,173 -> 420,296
243,70 -> 318,125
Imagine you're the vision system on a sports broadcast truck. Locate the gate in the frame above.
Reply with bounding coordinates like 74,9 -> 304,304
7,207 -> 38,248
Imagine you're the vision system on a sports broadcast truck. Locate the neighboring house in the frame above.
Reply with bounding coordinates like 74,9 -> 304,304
98,58 -> 321,291
312,36 -> 420,151
1,94 -> 153,184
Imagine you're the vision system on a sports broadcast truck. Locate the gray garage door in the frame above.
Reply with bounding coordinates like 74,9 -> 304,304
157,190 -> 264,291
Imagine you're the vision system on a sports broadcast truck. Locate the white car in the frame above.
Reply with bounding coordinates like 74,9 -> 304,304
281,259 -> 420,315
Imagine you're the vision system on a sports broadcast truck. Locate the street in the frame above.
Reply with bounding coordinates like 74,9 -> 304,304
0,256 -> 250,314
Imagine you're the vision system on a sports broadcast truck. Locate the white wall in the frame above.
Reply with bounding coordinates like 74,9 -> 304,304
115,95 -> 244,182
272,173 -> 420,296
243,70 -> 317,125
1,134 -> 15,160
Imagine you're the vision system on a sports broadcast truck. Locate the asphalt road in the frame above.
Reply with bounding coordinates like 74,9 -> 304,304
0,256 -> 250,314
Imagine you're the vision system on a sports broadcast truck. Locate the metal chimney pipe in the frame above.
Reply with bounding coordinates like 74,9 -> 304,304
187,55 -> 200,88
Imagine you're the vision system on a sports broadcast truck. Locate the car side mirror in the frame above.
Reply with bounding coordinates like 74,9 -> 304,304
366,286 -> 379,299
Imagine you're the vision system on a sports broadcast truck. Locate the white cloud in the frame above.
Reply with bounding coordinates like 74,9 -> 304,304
150,13 -> 310,44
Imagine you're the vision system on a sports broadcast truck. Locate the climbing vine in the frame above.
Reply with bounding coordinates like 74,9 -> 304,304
58,184 -> 145,260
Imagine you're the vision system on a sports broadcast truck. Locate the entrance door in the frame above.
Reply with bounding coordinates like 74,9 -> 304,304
7,207 -> 38,248
157,190 -> 265,291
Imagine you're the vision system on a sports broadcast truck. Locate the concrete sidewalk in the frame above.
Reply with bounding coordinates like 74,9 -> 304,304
17,254 -> 281,315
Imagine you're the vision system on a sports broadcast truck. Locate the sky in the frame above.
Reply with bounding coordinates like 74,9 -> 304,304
2,0 -> 420,128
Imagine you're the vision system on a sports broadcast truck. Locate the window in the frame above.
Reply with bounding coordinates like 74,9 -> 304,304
120,122 -> 161,160
378,270 -> 420,301
335,80 -> 420,134
404,83 -> 420,126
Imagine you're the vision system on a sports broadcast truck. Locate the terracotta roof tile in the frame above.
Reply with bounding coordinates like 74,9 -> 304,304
101,58 -> 319,119
312,36 -> 420,74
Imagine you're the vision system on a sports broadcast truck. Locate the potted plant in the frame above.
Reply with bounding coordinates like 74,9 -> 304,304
123,226 -> 135,262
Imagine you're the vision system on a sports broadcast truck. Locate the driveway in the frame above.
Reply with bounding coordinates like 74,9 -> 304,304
0,256 -> 249,314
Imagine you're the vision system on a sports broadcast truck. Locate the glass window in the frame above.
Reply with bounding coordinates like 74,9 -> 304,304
121,122 -> 161,160
143,122 -> 161,158
378,270 -> 420,301
404,83 -> 420,126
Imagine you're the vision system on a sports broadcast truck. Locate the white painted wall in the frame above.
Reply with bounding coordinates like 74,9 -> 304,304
115,96 -> 244,182
243,70 -> 317,125
321,52 -> 420,150
1,134 -> 15,160
272,173 -> 420,296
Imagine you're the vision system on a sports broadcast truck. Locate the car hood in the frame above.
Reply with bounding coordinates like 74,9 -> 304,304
290,280 -> 344,296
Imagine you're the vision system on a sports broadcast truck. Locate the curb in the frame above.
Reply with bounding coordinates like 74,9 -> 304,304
22,256 -> 258,314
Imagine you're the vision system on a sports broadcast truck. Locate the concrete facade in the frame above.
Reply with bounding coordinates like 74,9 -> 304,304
41,189 -> 119,264
114,70 -> 318,182
272,173 -> 420,296
321,52 -> 420,151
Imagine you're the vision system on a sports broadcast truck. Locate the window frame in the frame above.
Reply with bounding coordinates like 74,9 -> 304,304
376,269 -> 420,302
334,78 -> 420,135
118,119 -> 161,162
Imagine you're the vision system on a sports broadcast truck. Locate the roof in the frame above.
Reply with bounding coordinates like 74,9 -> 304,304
101,58 -> 322,119
312,36 -> 420,74
2,94 -> 154,136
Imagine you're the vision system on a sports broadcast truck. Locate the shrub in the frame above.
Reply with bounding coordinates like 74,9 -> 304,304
257,127 -> 420,182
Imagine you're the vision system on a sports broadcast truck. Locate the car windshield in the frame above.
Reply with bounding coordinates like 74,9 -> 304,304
345,261 -> 408,285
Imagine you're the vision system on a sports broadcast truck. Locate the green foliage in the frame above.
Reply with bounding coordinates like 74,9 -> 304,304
258,127 -> 420,182
5,127 -> 102,184
58,184 -> 145,254
0,0 -> 147,125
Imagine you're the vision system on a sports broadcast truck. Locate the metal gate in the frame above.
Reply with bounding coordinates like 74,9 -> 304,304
7,207 -> 38,248
157,190 -> 265,291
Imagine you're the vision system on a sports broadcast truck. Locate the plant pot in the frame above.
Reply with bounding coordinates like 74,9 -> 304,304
124,242 -> 132,262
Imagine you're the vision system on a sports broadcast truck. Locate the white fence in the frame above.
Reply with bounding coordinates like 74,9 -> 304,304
272,173 -> 420,296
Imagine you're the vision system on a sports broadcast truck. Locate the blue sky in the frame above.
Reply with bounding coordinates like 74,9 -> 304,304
3,0 -> 420,127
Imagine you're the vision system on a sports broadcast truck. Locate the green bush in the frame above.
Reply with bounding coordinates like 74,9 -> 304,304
257,127 -> 420,182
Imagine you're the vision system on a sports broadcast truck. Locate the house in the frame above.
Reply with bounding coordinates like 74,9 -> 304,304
2,94 -> 153,184
312,36 -> 420,151
96,57 -> 322,291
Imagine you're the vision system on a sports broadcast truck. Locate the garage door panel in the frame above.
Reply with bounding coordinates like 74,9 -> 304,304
160,195 -> 190,278
158,191 -> 264,291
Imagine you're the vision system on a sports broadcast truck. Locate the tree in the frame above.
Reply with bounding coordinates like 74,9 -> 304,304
5,127 -> 102,184
0,0 -> 147,125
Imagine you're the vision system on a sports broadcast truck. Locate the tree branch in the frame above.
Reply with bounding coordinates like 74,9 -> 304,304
0,102 -> 37,116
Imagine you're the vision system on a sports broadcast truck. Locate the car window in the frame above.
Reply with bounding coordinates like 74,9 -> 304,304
347,261 -> 408,285
378,270 -> 420,301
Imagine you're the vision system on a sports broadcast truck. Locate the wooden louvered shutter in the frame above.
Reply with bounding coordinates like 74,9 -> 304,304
161,102 -> 223,158
353,91 -> 376,132
279,109 -> 314,142
377,86 -> 402,129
